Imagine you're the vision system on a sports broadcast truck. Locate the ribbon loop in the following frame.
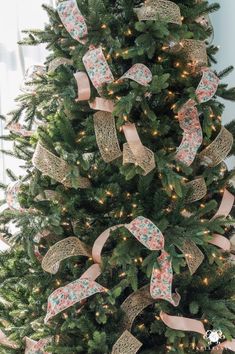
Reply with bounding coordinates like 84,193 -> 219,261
126,216 -> 180,306
57,0 -> 88,44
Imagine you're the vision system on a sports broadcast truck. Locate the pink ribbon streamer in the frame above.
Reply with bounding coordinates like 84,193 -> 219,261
74,72 -> 91,101
211,189 -> 234,220
57,0 -> 88,44
176,68 -> 219,166
160,311 -> 235,353
209,189 -> 234,251
122,123 -> 156,175
25,337 -> 52,354
44,264 -> 106,323
209,234 -> 231,252
6,181 -> 24,212
89,98 -> 115,112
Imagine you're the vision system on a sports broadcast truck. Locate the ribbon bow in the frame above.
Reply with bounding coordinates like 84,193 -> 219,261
126,216 -> 180,305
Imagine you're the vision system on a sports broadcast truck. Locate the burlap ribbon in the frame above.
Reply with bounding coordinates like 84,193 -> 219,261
48,57 -> 73,73
123,123 -> 156,175
185,177 -> 207,203
199,126 -> 234,167
32,142 -> 91,189
134,0 -> 182,25
42,237 -> 91,274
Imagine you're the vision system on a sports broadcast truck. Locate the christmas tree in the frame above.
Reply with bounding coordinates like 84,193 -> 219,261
1,0 -> 235,353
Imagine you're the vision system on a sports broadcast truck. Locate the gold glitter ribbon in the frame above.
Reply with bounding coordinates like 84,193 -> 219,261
121,285 -> 155,331
48,57 -> 73,73
198,126 -> 233,167
93,111 -> 122,162
32,142 -> 91,189
42,237 -> 91,274
181,39 -> 208,67
185,177 -> 207,203
134,0 -> 182,25
123,123 -> 156,175
111,330 -> 142,354
179,240 -> 204,275
112,286 -> 155,353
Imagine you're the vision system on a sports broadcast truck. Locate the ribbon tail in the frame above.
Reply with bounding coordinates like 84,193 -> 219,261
160,311 -> 206,335
150,251 -> 180,306
211,340 -> 235,353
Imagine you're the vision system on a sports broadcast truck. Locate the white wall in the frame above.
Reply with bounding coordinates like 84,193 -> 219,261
209,0 -> 235,168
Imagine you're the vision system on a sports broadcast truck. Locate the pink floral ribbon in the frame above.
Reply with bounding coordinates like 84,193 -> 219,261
160,311 -> 235,353
57,0 -> 88,44
74,72 -> 91,101
126,216 -> 180,305
175,100 -> 203,166
44,264 -> 106,323
82,47 -> 114,90
176,68 -> 219,166
25,337 -> 52,354
119,64 -> 153,86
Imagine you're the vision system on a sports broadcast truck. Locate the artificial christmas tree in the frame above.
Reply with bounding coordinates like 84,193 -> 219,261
1,0 -> 235,353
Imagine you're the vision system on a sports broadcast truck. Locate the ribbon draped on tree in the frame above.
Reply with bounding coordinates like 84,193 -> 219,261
25,337 -> 52,354
176,67 -> 219,166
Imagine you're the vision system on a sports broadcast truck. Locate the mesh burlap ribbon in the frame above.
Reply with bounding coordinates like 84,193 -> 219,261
32,142 -> 91,189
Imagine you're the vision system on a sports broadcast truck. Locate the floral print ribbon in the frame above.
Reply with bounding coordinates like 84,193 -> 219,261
25,337 -> 52,354
57,0 -> 88,44
119,64 -> 153,86
44,264 -> 106,323
82,47 -> 114,90
126,216 -> 180,305
175,100 -> 203,166
176,68 -> 219,166
83,47 -> 152,91
6,181 -> 24,211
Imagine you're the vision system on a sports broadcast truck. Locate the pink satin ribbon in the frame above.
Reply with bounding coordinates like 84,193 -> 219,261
160,311 -> 206,335
122,123 -> 156,175
89,97 -> 114,112
160,311 -> 235,353
92,225 -> 124,264
209,234 -> 231,252
123,123 -> 147,157
209,189 -> 234,251
211,189 -> 234,220
74,72 -> 91,101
